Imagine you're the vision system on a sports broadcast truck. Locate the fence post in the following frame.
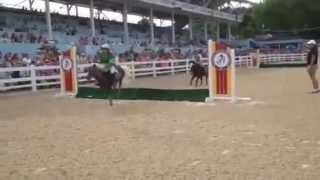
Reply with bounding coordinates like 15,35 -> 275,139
30,65 -> 37,92
186,59 -> 189,75
115,56 -> 119,64
153,60 -> 157,77
171,59 -> 175,75
256,49 -> 261,68
131,61 -> 135,80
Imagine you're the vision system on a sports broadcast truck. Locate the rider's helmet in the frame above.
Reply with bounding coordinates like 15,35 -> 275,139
101,43 -> 110,49
307,40 -> 316,45
306,40 -> 317,50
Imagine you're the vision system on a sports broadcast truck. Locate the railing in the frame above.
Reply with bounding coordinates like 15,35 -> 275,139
259,53 -> 307,65
0,53 -> 306,92
235,55 -> 255,68
121,59 -> 193,79
0,64 -> 91,92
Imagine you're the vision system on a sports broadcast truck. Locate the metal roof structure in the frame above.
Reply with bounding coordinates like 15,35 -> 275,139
183,0 -> 257,7
48,0 -> 245,23
21,0 -> 257,43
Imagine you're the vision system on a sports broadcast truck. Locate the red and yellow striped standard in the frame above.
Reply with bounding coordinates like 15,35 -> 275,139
60,46 -> 78,95
210,42 -> 233,97
206,40 -> 251,102
207,41 -> 235,101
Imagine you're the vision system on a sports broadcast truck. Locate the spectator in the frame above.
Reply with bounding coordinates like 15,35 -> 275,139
22,54 -> 32,66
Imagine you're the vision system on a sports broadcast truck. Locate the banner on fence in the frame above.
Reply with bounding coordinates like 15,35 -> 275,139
206,40 -> 251,102
60,46 -> 78,95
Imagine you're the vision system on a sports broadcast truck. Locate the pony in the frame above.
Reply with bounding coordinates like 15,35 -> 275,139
189,61 -> 208,87
86,64 -> 127,106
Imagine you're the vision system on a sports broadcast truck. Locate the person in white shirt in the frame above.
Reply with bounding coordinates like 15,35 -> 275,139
22,54 -> 32,66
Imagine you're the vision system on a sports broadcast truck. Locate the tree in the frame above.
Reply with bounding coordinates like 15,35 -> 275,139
237,0 -> 320,38
137,18 -> 156,33
235,6 -> 263,38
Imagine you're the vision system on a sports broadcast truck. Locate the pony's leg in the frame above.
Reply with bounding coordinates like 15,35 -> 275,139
117,74 -> 124,92
108,90 -> 113,106
206,75 -> 208,85
196,78 -> 199,87
115,80 -> 121,97
114,82 -> 119,92
109,96 -> 113,106
190,76 -> 195,86
200,76 -> 203,86
104,88 -> 113,106
112,79 -> 117,90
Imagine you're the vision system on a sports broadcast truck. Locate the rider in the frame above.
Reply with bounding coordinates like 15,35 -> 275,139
98,43 -> 116,74
194,54 -> 202,66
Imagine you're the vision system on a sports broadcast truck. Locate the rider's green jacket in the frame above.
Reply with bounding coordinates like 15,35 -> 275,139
100,50 -> 115,71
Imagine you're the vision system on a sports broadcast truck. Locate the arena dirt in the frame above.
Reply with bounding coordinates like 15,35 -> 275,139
1,68 -> 320,180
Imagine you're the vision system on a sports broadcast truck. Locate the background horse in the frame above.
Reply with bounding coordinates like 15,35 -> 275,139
190,61 -> 208,87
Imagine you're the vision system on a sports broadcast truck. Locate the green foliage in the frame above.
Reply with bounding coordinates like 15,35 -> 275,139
237,8 -> 260,38
237,0 -> 320,38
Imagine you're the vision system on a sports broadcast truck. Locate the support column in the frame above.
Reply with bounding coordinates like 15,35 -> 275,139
189,17 -> 193,41
171,11 -> 175,44
204,21 -> 208,40
216,22 -> 220,41
160,19 -> 164,27
149,8 -> 155,47
66,4 -> 72,16
75,6 -> 79,17
29,0 -> 35,11
90,0 -> 96,37
45,0 -> 53,41
98,10 -> 102,19
227,23 -> 232,40
122,2 -> 129,44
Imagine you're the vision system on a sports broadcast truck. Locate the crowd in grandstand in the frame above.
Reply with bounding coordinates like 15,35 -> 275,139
0,5 -> 306,71
0,44 -> 207,68
0,44 -> 59,68
0,5 -> 209,70
0,31 -> 48,44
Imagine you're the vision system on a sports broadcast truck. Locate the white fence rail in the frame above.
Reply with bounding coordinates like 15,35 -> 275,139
260,53 -> 307,65
0,53 -> 306,92
0,64 -> 91,92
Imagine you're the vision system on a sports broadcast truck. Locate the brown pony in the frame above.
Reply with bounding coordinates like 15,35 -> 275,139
86,64 -> 117,106
190,61 -> 208,87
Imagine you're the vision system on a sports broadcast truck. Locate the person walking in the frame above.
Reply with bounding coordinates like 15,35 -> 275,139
306,40 -> 319,93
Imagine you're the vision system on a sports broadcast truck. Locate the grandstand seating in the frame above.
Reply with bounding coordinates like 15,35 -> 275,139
0,5 -> 211,69
0,6 -> 207,55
